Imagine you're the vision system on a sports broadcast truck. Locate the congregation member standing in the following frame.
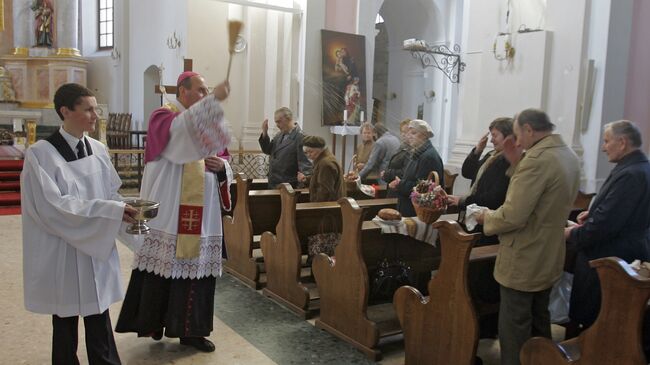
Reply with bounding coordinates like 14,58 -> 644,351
259,107 -> 312,188
299,136 -> 345,259
448,117 -> 513,244
116,72 -> 232,353
21,83 -> 137,364
477,108 -> 580,365
389,119 -> 444,217
382,119 -> 412,197
299,135 -> 346,202
564,120 -> 650,331
354,122 -> 377,183
358,123 -> 400,184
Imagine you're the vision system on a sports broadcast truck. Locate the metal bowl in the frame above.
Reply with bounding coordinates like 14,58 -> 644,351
123,199 -> 160,234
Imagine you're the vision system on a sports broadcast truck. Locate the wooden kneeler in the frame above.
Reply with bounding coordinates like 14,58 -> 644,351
223,174 -> 261,288
520,257 -> 650,365
393,220 -> 481,365
313,197 -> 386,361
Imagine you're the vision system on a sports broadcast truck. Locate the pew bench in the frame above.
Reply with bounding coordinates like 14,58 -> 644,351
260,184 -> 398,319
313,200 -> 499,361
223,174 -> 309,289
521,257 -> 650,365
392,221 -> 501,364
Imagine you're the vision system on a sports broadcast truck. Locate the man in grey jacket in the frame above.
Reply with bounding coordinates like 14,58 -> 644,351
259,107 -> 313,188
358,123 -> 400,183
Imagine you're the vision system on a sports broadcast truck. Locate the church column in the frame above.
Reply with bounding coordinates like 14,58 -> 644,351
55,0 -> 81,56
11,0 -> 32,55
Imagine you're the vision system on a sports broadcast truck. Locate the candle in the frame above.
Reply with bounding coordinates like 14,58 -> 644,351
343,109 -> 348,122
360,111 -> 365,122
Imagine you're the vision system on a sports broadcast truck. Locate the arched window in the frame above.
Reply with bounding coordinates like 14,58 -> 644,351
98,0 -> 114,49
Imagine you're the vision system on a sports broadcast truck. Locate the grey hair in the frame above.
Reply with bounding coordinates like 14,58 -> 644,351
605,120 -> 642,148
515,108 -> 555,132
360,122 -> 375,133
274,107 -> 293,121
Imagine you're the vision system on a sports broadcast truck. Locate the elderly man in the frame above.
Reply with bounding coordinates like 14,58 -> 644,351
259,107 -> 313,188
565,120 -> 650,331
358,123 -> 400,183
477,108 -> 580,365
116,72 -> 232,352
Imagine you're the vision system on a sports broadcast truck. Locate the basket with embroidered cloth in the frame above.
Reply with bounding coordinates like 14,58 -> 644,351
410,171 -> 447,224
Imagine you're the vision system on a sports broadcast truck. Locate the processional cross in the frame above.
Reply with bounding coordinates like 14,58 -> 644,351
154,58 -> 193,103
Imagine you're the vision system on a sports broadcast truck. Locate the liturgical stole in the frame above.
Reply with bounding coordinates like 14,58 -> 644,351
176,159 -> 205,259
158,102 -> 205,259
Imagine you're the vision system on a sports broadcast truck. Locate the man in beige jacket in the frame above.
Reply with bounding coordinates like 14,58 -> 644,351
477,108 -> 580,365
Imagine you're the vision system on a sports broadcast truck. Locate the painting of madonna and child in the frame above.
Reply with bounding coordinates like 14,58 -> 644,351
321,30 -> 367,126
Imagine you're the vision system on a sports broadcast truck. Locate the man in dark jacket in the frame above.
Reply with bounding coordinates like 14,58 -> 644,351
565,120 -> 650,330
259,107 -> 312,188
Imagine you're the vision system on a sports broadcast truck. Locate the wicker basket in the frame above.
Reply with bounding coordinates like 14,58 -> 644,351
412,200 -> 445,224
411,170 -> 446,224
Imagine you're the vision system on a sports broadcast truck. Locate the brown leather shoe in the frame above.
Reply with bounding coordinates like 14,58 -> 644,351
180,337 -> 215,352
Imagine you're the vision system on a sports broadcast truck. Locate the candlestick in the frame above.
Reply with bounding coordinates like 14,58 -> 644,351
343,109 -> 348,122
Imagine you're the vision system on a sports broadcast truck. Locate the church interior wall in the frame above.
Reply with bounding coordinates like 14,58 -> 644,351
590,0 -> 634,192
2,0 -> 647,196
127,0 -> 188,129
624,0 -> 650,156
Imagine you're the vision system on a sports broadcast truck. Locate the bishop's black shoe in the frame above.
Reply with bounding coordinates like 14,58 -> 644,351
180,337 -> 215,352
151,330 -> 163,341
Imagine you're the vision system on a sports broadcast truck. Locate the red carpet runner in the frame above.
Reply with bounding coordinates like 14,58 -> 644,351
0,146 -> 24,216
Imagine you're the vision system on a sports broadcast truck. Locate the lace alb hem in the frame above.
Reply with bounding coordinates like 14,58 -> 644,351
132,229 -> 222,279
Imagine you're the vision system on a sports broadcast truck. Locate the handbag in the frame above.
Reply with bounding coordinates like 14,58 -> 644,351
369,258 -> 414,304
307,232 -> 341,258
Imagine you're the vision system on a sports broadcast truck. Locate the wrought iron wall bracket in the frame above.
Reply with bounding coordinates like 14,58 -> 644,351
406,44 -> 466,83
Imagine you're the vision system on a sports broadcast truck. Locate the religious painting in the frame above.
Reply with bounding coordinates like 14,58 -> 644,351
321,30 -> 366,126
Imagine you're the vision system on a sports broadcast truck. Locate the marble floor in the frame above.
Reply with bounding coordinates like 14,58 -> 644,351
0,214 -> 563,364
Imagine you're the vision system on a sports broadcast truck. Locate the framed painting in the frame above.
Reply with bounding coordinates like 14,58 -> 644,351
321,30 -> 366,126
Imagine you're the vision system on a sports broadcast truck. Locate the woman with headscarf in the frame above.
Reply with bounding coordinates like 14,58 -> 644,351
388,120 -> 444,217
298,136 -> 346,260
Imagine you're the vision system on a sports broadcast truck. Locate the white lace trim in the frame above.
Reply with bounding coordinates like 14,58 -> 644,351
132,229 -> 223,279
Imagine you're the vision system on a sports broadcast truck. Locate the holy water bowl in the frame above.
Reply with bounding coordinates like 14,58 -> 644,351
123,199 -> 160,234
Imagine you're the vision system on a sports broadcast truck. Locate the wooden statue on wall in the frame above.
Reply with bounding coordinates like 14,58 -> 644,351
32,0 -> 54,48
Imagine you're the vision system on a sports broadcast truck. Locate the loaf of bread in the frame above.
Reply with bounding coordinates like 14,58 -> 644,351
378,208 -> 402,221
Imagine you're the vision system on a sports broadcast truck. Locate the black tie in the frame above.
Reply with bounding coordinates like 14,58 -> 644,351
76,140 -> 86,159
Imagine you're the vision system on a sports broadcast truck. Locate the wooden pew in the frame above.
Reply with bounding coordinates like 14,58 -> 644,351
393,221 -> 499,365
223,174 -> 309,289
312,198 -> 441,360
253,177 -> 388,199
521,257 -> 650,365
260,184 -> 397,318
444,168 -> 459,195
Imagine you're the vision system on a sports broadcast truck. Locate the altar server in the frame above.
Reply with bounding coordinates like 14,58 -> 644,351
21,83 -> 137,364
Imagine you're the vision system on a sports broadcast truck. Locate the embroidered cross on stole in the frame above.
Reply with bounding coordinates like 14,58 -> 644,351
176,159 -> 205,259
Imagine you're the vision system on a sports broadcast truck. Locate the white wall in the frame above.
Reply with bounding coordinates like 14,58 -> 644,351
128,0 -> 188,129
357,0 -> 463,163
449,0 -> 594,195
581,0 -> 635,193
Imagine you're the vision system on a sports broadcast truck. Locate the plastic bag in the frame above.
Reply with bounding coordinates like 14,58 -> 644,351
548,271 -> 573,324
